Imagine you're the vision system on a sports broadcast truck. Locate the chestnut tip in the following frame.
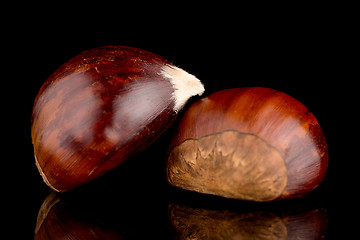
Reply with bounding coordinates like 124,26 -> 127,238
160,65 -> 205,112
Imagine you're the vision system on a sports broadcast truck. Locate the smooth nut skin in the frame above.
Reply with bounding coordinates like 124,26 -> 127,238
167,87 -> 328,201
31,46 -> 204,192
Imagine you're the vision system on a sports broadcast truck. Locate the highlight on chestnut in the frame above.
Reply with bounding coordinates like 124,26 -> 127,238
166,87 -> 328,201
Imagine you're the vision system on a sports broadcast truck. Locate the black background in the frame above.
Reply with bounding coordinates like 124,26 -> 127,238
3,5 -> 351,239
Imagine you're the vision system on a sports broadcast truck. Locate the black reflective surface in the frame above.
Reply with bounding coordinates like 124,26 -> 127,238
5,12 -> 346,239
34,190 -> 328,239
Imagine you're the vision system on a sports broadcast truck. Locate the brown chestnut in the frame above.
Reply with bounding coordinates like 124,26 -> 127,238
166,87 -> 328,201
31,46 -> 204,192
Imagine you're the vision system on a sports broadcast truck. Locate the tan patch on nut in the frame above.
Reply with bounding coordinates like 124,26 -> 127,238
167,130 -> 287,201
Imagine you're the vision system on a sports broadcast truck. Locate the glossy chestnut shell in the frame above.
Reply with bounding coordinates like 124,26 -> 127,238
166,87 -> 328,201
31,46 -> 204,192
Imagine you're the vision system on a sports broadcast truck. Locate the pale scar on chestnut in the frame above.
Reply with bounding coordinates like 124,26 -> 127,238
167,130 -> 288,201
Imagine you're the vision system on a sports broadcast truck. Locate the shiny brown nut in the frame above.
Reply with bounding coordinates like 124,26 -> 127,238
31,46 -> 204,192
166,87 -> 328,201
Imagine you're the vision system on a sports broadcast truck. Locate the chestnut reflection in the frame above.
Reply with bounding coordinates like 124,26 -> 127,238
34,190 -> 169,239
168,203 -> 328,240
34,192 -> 133,239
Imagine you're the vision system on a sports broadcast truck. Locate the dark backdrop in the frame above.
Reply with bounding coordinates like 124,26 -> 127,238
4,7 -> 349,239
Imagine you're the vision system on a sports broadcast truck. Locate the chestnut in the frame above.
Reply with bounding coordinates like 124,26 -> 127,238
166,87 -> 328,201
31,46 -> 204,192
